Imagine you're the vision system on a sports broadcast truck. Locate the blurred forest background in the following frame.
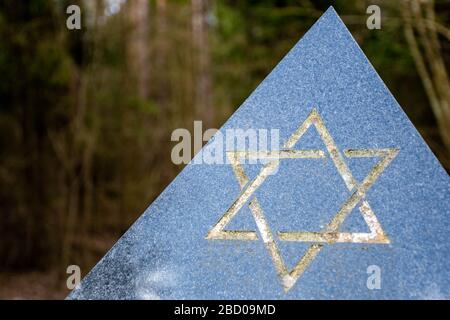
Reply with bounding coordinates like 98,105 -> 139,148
0,0 -> 448,298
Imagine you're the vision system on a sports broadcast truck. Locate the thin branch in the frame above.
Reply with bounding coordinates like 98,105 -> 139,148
402,1 -> 442,120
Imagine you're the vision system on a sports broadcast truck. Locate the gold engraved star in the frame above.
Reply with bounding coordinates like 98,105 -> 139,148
205,108 -> 399,292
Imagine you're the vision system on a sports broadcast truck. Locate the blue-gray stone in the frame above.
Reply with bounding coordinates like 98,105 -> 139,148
68,7 -> 450,300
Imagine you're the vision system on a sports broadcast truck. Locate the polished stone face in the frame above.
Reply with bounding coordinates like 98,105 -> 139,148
68,7 -> 450,300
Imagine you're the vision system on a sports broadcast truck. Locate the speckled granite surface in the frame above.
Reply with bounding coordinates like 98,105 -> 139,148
68,7 -> 450,300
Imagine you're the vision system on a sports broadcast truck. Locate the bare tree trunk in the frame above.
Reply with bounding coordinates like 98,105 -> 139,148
52,0 -> 102,276
155,0 -> 169,106
128,0 -> 150,100
192,0 -> 213,129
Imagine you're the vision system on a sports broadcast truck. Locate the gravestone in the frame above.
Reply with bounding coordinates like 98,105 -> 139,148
68,7 -> 450,299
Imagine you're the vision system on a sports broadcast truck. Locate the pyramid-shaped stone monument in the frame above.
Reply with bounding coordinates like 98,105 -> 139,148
68,7 -> 450,299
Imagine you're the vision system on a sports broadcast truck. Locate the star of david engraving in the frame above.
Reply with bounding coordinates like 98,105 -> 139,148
205,108 -> 399,292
